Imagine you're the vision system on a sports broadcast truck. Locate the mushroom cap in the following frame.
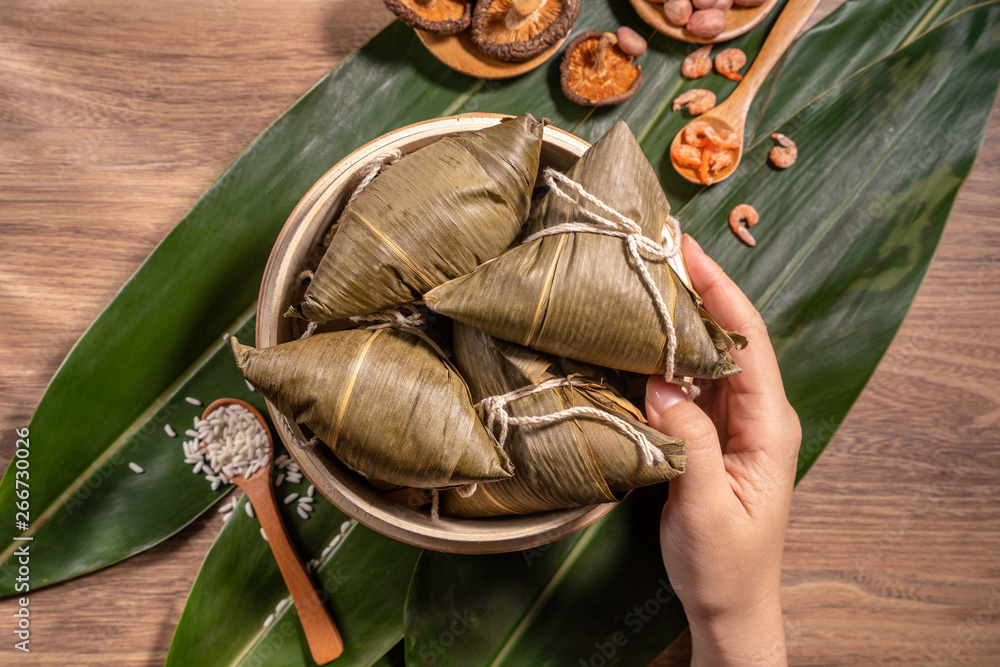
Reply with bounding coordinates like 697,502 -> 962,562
471,0 -> 582,63
560,31 -> 643,107
383,0 -> 472,35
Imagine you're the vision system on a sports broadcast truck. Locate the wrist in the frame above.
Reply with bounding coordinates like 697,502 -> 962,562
688,590 -> 787,667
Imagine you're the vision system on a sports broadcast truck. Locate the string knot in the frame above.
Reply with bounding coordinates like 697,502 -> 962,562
474,376 -> 666,468
523,168 -> 685,383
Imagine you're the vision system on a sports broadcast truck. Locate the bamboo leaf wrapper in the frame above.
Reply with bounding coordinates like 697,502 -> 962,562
425,120 -> 744,379
230,331 -> 513,488
441,324 -> 686,518
289,113 -> 547,322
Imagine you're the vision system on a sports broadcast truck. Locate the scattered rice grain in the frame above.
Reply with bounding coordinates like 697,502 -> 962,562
128,462 -> 144,474
263,613 -> 274,629
246,379 -> 256,393
185,396 -> 203,406
297,507 -> 310,520
275,598 -> 289,614
245,503 -> 254,518
284,493 -> 299,505
260,527 -> 268,542
185,429 -> 199,438
164,424 -> 176,437
306,485 -> 315,498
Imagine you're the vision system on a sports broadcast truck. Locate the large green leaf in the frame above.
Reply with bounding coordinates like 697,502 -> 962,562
166,491 -> 420,667
404,3 -> 1000,665
3,0 -> 997,661
0,20 -> 488,595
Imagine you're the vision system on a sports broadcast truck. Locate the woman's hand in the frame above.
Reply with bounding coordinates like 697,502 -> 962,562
646,234 -> 801,666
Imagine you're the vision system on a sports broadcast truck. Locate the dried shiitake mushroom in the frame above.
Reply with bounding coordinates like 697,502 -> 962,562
560,30 -> 644,107
383,0 -> 472,35
471,0 -> 581,63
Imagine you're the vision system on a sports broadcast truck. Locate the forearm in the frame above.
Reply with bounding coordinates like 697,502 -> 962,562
688,591 -> 787,667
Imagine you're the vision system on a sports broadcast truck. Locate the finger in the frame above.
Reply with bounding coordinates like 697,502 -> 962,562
646,375 -> 727,505
681,234 -> 786,400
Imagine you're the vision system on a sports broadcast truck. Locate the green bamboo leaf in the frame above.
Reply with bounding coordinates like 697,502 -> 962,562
166,491 -> 420,667
404,3 -> 1000,665
0,0 -> 628,599
0,20 -> 484,595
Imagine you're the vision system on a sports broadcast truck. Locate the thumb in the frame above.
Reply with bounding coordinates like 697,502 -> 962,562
645,375 -> 727,502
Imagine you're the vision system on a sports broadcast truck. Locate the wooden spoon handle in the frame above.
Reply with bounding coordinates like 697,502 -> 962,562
726,0 -> 822,118
244,477 -> 344,664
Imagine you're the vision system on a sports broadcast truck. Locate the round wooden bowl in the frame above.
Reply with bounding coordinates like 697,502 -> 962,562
630,0 -> 780,44
416,28 -> 568,79
257,113 -> 618,554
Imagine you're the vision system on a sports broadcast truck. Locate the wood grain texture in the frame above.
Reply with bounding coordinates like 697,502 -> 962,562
1,1 -> 998,665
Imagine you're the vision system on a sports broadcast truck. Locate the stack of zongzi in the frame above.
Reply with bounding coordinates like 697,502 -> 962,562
231,115 -> 746,523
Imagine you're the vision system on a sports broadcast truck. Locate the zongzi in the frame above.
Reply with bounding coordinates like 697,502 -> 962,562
439,323 -> 686,518
230,331 -> 513,488
287,113 -> 547,323
425,119 -> 744,379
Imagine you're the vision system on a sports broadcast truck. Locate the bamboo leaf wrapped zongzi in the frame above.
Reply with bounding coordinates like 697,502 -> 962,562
440,324 -> 686,518
287,113 -> 547,322
425,120 -> 744,379
230,331 -> 514,488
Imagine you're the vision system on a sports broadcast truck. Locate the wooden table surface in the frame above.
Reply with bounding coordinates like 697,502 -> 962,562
2,1 -> 998,664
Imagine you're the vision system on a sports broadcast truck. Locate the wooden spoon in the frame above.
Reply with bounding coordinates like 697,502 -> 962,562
202,398 -> 343,664
670,0 -> 821,185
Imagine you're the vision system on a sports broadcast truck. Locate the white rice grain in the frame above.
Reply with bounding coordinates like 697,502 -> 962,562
298,496 -> 314,505
283,493 -> 299,505
185,429 -> 200,438
275,598 -> 289,614
128,462 -> 144,474
245,503 -> 254,518
260,527 -> 268,542
297,507 -> 310,520
263,613 -> 274,629
164,424 -> 176,437
185,396 -> 203,406
246,379 -> 256,393
307,484 -> 315,498
201,403 -> 270,482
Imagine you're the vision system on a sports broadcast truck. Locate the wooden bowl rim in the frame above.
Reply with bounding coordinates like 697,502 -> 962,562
629,0 -> 780,44
256,113 -> 619,554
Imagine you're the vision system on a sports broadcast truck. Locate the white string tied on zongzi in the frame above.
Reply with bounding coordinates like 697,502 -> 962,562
523,168 -> 684,383
475,376 -> 666,467
350,304 -> 450,361
345,148 -> 402,208
277,412 -> 321,451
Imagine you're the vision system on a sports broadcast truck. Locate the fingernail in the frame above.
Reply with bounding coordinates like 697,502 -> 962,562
645,376 -> 690,416
683,233 -> 702,252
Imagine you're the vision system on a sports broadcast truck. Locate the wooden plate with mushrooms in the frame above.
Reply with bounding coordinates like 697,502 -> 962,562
629,0 -> 780,44
387,0 -> 581,79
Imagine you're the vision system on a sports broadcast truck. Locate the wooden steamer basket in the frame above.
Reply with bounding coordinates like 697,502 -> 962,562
257,113 -> 618,554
